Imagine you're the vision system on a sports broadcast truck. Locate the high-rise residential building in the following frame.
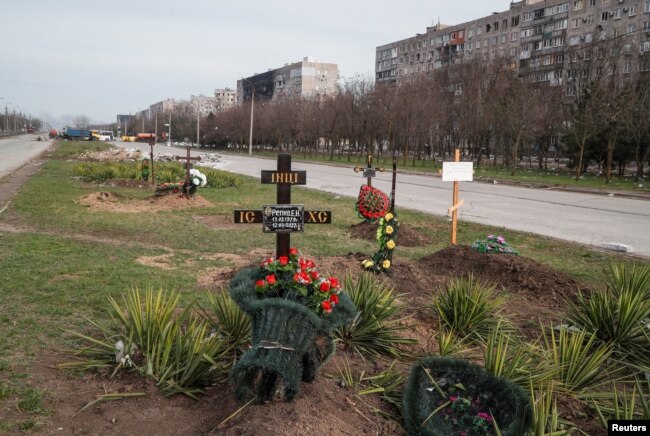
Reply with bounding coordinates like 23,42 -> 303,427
214,88 -> 237,112
376,0 -> 650,86
237,57 -> 339,104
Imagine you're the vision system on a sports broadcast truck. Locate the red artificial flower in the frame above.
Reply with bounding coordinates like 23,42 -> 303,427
310,271 -> 319,280
321,300 -> 332,313
320,281 -> 331,292
278,256 -> 289,266
265,274 -> 276,285
289,247 -> 298,256
330,294 -> 339,304
306,259 -> 315,269
329,277 -> 339,288
255,280 -> 265,288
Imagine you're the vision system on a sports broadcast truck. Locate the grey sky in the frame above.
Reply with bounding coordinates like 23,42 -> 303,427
1,0 -> 501,128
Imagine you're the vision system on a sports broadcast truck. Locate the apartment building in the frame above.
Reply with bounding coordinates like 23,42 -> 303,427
214,88 -> 236,112
376,0 -> 650,86
237,57 -> 339,104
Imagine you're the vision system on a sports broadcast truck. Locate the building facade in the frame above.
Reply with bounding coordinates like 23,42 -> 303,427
376,0 -> 650,86
237,57 -> 339,104
214,88 -> 237,112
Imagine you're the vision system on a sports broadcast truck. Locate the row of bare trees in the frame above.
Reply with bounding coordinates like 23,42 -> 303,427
147,36 -> 650,182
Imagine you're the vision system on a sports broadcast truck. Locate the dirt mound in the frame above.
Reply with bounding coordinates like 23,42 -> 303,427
417,245 -> 587,305
78,147 -> 143,161
78,191 -> 214,213
350,220 -> 431,247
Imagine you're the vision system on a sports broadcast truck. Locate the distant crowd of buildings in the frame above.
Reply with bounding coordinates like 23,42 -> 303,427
118,0 -> 650,126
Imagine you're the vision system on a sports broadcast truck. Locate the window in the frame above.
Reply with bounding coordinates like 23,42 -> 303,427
570,35 -> 582,45
484,38 -> 489,47
468,29 -> 474,38
644,20 -> 650,30
645,1 -> 650,13
494,22 -> 499,31
629,5 -> 636,16
572,18 -> 581,28
601,11 -> 609,21
544,55 -> 552,65
523,11 -> 534,21
627,23 -> 636,33
574,0 -> 584,9
509,47 -> 518,56
512,15 -> 520,26
493,36 -> 498,44
585,32 -> 593,42
587,15 -> 595,24
477,27 -> 482,35
511,31 -> 518,41
613,8 -> 622,19
589,0 -> 596,5
501,34 -> 507,43
503,19 -> 508,29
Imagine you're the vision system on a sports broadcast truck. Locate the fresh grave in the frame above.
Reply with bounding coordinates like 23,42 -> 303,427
353,154 -> 389,221
231,154 -> 355,403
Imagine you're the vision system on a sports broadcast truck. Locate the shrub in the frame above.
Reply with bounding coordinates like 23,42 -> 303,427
198,290 -> 250,353
60,288 -> 233,398
433,275 -> 504,343
590,377 -> 650,428
333,273 -> 416,359
565,263 -> 650,367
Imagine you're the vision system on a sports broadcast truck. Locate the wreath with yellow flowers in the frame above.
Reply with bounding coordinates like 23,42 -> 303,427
362,211 -> 398,273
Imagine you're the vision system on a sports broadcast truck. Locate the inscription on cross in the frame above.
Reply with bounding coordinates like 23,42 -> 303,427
173,146 -> 201,198
353,154 -> 384,186
234,154 -> 332,258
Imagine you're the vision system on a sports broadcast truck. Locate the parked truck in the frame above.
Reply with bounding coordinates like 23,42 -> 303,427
63,128 -> 92,141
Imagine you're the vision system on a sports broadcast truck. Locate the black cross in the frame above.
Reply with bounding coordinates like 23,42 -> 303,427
353,153 -> 384,186
234,154 -> 331,258
173,146 -> 201,198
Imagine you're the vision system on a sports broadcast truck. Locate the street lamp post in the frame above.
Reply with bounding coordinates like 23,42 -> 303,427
242,77 -> 254,156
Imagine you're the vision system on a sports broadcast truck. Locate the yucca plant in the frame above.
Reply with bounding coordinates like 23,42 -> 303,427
333,273 -> 417,359
565,281 -> 650,367
484,321 -> 556,391
541,325 -> 611,393
528,382 -> 575,436
590,377 -> 650,428
198,290 -> 251,352
604,263 -> 650,298
60,288 -> 233,398
433,275 -> 504,343
434,327 -> 468,357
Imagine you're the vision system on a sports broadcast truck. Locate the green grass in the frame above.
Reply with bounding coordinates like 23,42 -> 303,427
0,140 -> 648,430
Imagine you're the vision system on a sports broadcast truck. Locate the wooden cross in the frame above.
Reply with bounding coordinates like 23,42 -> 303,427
234,153 -> 332,258
443,149 -> 473,245
148,138 -> 155,186
173,146 -> 201,198
353,153 -> 384,187
390,152 -> 397,213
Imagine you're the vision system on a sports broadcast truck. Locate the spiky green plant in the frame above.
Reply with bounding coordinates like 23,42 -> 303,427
528,382 -> 575,436
604,263 -> 650,298
590,377 -> 650,428
565,272 -> 650,367
433,275 -> 504,343
333,273 -> 416,359
60,288 -> 233,398
541,325 -> 611,393
434,327 -> 468,357
198,291 -> 251,352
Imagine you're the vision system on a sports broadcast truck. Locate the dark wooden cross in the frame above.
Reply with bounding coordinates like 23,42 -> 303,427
390,152 -> 397,213
174,146 -> 201,198
353,153 -> 384,186
234,153 -> 332,258
148,138 -> 155,185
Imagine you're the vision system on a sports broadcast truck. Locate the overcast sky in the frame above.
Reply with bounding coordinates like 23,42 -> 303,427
0,0 -> 504,128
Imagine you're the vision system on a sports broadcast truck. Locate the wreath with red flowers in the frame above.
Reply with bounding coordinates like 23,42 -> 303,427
356,184 -> 390,221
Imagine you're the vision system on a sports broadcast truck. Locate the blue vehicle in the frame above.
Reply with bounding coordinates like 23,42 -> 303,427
63,128 -> 92,141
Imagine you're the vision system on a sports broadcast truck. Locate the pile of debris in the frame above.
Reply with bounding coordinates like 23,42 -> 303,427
77,148 -> 143,162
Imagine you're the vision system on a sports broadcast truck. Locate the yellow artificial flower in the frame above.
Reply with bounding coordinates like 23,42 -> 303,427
362,259 -> 374,268
385,225 -> 394,235
384,213 -> 393,221
382,260 -> 391,269
386,240 -> 396,250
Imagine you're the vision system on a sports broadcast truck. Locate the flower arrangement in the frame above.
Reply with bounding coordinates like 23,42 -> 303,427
154,168 -> 208,197
437,395 -> 495,435
471,234 -> 519,255
356,184 -> 390,221
362,211 -> 398,273
254,247 -> 342,317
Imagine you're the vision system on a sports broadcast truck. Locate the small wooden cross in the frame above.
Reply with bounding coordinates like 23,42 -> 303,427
442,149 -> 473,245
174,146 -> 201,198
148,138 -> 155,185
234,154 -> 332,258
353,154 -> 384,187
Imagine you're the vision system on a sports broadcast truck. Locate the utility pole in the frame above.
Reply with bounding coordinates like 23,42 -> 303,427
196,100 -> 200,147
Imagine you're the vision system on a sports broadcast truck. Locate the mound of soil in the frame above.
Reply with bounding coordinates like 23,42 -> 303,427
349,220 -> 431,247
417,245 -> 587,305
78,191 -> 214,213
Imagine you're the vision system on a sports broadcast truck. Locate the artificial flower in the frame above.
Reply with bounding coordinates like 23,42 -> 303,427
384,213 -> 393,221
385,225 -> 394,235
386,240 -> 396,250
382,259 -> 391,269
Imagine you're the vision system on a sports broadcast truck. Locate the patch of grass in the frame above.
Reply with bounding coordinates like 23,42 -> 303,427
17,387 -> 46,414
50,140 -> 111,160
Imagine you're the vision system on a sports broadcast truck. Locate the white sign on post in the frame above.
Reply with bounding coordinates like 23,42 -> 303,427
442,162 -> 474,182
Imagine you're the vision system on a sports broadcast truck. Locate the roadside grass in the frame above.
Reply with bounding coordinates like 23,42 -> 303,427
0,140 -> 647,430
220,149 -> 649,193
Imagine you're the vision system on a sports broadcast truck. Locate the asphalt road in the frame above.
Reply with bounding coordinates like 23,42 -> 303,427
0,134 -> 52,179
124,142 -> 650,258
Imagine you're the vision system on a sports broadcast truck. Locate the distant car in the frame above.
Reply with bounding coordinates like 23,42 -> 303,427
98,131 -> 114,142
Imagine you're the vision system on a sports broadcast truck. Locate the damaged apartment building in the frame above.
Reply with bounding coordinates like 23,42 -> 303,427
376,0 -> 650,90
